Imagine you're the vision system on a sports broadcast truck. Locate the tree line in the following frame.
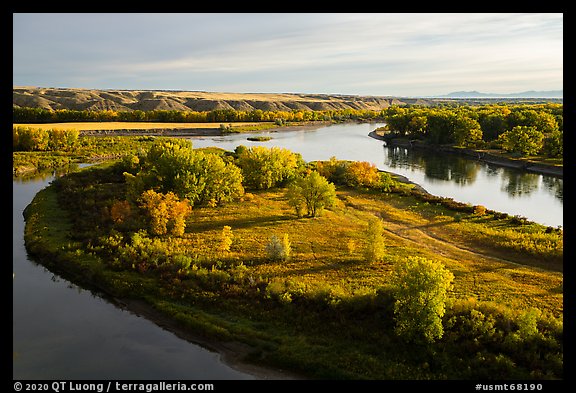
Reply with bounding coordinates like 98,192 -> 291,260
13,106 -> 380,124
13,126 -> 79,151
381,103 -> 563,157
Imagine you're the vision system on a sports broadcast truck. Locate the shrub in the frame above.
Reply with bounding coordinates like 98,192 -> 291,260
364,217 -> 386,263
138,189 -> 192,236
219,225 -> 233,253
473,205 -> 487,216
266,234 -> 291,261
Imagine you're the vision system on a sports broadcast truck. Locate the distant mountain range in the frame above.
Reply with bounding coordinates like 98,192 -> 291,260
439,90 -> 563,98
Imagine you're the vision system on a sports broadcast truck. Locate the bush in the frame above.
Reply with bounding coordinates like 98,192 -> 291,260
266,234 -> 291,261
473,205 -> 487,216
364,217 -> 386,262
219,225 -> 233,253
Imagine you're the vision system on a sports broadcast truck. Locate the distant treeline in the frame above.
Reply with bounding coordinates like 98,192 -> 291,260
381,103 -> 563,157
13,103 -> 563,157
12,106 -> 382,124
13,126 -> 79,152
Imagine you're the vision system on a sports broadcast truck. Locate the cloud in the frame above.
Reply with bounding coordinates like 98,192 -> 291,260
13,13 -> 563,95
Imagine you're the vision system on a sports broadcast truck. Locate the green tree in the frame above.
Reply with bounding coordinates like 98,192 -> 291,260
391,256 -> 454,343
542,130 -> 563,158
453,115 -> 483,147
236,146 -> 303,189
286,171 -> 336,218
127,139 -> 244,206
497,126 -> 544,156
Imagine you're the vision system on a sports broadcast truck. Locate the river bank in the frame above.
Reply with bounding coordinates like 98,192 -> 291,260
368,131 -> 563,178
75,122 -> 331,136
114,298 -> 307,380
22,186 -> 307,380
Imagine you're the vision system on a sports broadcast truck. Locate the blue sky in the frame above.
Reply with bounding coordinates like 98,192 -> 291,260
13,13 -> 563,97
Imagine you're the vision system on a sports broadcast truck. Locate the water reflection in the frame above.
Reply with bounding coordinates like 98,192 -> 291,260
383,146 -> 480,186
13,163 -> 82,183
382,144 -> 562,201
500,171 -> 541,197
542,176 -> 563,201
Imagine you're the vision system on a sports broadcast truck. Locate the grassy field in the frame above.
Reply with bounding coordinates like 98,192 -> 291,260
177,187 -> 563,316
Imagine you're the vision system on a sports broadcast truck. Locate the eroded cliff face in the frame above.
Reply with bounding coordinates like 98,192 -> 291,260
13,86 -> 426,112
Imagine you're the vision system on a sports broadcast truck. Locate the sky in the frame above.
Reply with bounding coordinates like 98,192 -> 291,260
12,13 -> 563,97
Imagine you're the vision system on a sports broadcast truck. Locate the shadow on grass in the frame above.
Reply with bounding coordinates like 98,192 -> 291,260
187,213 -> 294,232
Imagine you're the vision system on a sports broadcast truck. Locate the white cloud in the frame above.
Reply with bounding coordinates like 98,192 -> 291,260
13,13 -> 563,95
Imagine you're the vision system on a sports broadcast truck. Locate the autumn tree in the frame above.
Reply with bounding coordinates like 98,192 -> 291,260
286,171 -> 336,218
138,189 -> 192,236
497,126 -> 544,156
219,225 -> 234,253
110,199 -> 133,226
236,146 -> 303,189
391,256 -> 454,343
344,161 -> 382,188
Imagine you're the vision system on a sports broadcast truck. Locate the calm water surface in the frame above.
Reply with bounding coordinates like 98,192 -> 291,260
190,122 -> 563,227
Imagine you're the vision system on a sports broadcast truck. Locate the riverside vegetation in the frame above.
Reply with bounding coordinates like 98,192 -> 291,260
21,134 -> 563,379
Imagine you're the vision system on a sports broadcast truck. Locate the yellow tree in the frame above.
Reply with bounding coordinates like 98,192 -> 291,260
138,190 -> 192,236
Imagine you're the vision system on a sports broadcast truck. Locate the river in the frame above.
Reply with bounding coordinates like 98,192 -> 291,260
13,173 -> 257,380
13,121 -> 562,379
190,122 -> 563,228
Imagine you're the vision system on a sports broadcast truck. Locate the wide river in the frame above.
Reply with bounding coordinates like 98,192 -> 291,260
13,122 -> 562,379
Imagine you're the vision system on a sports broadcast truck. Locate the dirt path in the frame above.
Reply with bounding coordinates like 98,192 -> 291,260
377,212 -> 563,315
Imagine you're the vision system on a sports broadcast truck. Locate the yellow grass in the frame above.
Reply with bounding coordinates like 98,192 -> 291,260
13,122 -> 264,131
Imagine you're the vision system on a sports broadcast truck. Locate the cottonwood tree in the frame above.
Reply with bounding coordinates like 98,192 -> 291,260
497,126 -> 544,156
236,146 -> 303,189
391,256 -> 454,343
125,139 -> 244,206
286,171 -> 336,218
